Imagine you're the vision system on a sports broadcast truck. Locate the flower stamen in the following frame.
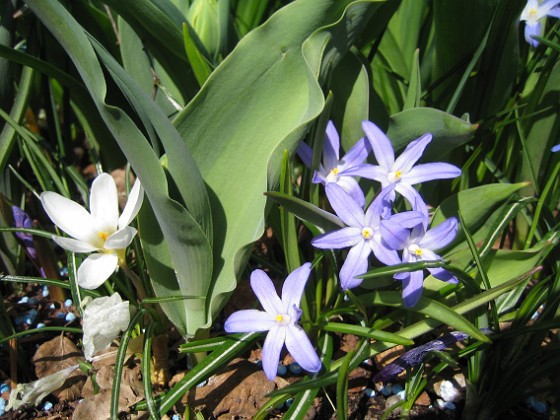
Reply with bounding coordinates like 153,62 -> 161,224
362,227 -> 374,240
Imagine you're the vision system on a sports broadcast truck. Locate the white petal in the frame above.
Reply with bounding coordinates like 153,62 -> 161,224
77,253 -> 118,289
118,179 -> 144,229
82,293 -> 130,360
90,173 -> 119,234
104,226 -> 137,250
40,191 -> 99,244
52,236 -> 98,253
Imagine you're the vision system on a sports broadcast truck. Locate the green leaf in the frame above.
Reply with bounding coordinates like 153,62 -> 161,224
321,321 -> 414,345
182,22 -> 214,86
330,50 -> 370,152
386,107 -> 478,159
432,182 -> 528,247
362,291 -> 491,343
266,191 -> 344,232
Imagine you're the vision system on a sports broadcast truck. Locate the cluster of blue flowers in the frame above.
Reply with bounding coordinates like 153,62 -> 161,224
308,120 -> 461,307
224,120 -> 463,381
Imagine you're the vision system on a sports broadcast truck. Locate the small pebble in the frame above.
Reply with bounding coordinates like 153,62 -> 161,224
380,384 -> 392,397
25,309 -> 38,325
64,299 -> 73,308
0,397 -> 5,416
49,303 -> 56,309
285,398 -> 293,408
277,364 -> 288,376
0,383 -> 9,393
42,286 -> 50,297
18,296 -> 29,304
526,396 -> 548,414
171,414 -> 181,420
363,388 -> 376,397
36,323 -> 46,329
56,312 -> 65,319
435,399 -> 456,411
65,313 -> 76,322
391,384 -> 404,395
59,266 -> 68,277
254,360 -> 262,368
196,379 -> 208,388
289,362 -> 303,375
439,379 -> 462,402
43,401 -> 53,411
396,390 -> 406,400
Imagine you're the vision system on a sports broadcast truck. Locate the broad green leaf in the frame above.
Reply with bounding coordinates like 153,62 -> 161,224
173,0 -> 386,332
386,107 -> 478,158
432,182 -> 528,246
330,50 -> 370,152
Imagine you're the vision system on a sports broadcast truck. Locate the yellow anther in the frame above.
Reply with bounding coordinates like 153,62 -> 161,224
362,227 -> 374,240
415,248 -> 423,256
529,7 -> 538,17
331,167 -> 339,176
394,170 -> 402,179
275,314 -> 284,322
98,231 -> 109,241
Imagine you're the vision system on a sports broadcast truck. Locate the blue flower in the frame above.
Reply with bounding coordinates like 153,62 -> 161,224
394,218 -> 459,307
224,263 -> 321,381
356,121 -> 461,212
298,121 -> 371,206
312,184 -> 424,289
520,0 -> 560,47
551,144 -> 560,152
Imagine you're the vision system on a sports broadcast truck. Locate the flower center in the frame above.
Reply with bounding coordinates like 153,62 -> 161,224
275,313 -> 291,325
326,167 -> 340,183
388,170 -> 402,183
409,244 -> 423,257
529,7 -> 538,19
98,231 -> 109,242
362,227 -> 374,240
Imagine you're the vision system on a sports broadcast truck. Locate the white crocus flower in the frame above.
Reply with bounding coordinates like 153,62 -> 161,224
41,173 -> 144,289
82,293 -> 130,360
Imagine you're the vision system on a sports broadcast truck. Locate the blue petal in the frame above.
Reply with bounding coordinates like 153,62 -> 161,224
339,137 -> 370,170
285,324 -> 322,373
250,270 -> 284,316
401,270 -> 425,307
379,219 -> 409,250
262,326 -> 286,381
282,263 -> 312,313
525,21 -> 541,47
224,309 -> 276,333
323,121 -> 340,169
393,134 -> 431,173
325,183 -> 365,227
427,267 -> 458,283
335,176 -> 366,207
362,120 -> 395,169
296,142 -> 313,167
312,227 -> 362,249
420,218 -> 459,250
404,162 -> 461,185
551,144 -> 560,152
340,241 -> 371,289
